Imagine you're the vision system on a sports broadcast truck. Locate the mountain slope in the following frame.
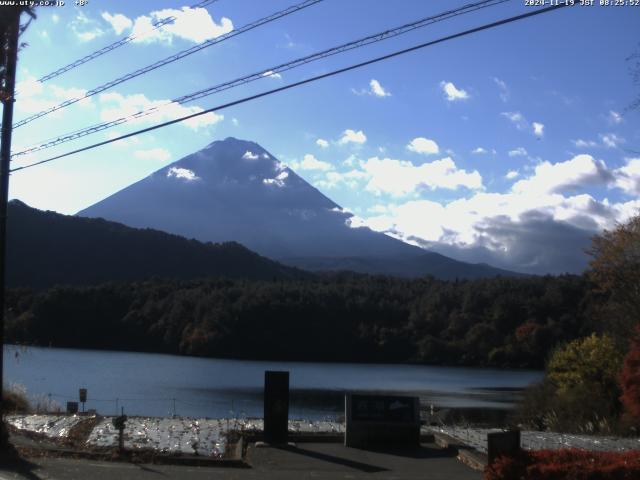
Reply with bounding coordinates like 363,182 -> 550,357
78,137 -> 521,279
7,200 -> 306,288
282,253 -> 526,280
78,137 -> 423,259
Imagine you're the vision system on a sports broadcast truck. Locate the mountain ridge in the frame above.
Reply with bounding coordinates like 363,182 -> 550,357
7,199 -> 307,288
77,137 -> 523,279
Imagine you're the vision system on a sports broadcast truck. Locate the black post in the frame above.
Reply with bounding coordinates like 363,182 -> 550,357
487,429 -> 521,465
79,388 -> 87,413
0,9 -> 21,429
118,426 -> 124,452
112,409 -> 127,453
264,371 -> 289,445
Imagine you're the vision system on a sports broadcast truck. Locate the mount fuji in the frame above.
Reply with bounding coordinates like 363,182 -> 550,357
78,137 -> 520,279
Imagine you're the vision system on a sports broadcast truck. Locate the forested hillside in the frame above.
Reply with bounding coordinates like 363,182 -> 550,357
6,200 -> 306,288
5,273 -> 600,368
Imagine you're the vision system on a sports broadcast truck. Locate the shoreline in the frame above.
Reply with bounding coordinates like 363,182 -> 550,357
4,343 -> 545,371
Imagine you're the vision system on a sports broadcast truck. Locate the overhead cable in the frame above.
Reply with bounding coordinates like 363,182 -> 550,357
10,2 -> 573,173
12,0 -> 509,158
11,0 -> 324,129
24,0 -> 221,86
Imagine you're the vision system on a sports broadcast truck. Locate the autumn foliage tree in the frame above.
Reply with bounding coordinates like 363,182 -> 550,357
547,334 -> 623,394
547,334 -> 624,426
620,328 -> 640,423
587,214 -> 640,425
587,214 -> 640,340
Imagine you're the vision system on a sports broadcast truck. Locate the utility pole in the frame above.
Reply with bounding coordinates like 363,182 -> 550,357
0,8 -> 21,429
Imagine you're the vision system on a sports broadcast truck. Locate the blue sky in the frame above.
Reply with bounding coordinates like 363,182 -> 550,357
8,0 -> 640,274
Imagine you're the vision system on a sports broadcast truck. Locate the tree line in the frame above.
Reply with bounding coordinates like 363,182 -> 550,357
4,272 -> 601,368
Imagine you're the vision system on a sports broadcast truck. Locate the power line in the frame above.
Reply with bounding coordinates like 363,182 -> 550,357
20,0 -> 222,88
12,0 -> 510,159
36,16 -> 173,83
10,2 -> 573,174
11,0 -> 324,129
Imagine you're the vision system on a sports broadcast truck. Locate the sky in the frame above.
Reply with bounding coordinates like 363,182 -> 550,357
7,0 -> 640,274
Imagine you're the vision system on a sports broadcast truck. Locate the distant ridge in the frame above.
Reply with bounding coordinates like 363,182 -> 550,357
78,137 -> 523,280
7,200 -> 306,289
282,254 -> 526,280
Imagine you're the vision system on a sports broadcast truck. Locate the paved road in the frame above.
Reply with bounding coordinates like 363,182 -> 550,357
0,443 -> 482,479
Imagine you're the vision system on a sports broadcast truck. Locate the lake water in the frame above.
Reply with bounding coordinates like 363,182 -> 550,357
4,345 -> 543,420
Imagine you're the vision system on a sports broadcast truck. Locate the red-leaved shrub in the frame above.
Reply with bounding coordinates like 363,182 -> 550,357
484,449 -> 640,480
515,321 -> 539,343
620,328 -> 640,423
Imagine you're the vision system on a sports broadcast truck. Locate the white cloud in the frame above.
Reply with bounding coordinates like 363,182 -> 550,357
360,156 -> 482,196
292,154 -> 333,171
263,170 -> 289,187
316,138 -> 329,148
50,85 -> 93,106
134,148 -> 171,162
440,81 -> 469,101
351,79 -> 391,97
511,154 -> 611,196
130,7 -> 233,44
472,147 -> 487,154
101,12 -> 133,35
77,30 -> 103,42
505,170 -> 519,180
356,154 -> 640,274
407,137 -> 439,155
315,169 -> 368,189
231,118 -> 239,126
501,111 -> 526,129
368,204 -> 390,214
242,151 -> 259,160
280,33 -> 301,49
494,77 -> 509,102
51,14 -> 59,23
14,77 -> 93,115
572,139 -> 598,148
600,133 -> 624,148
501,111 -> 545,138
167,167 -> 200,181
609,110 -> 623,124
532,122 -> 545,137
508,147 -> 527,157
361,190 -> 637,274
343,154 -> 357,167
71,11 -> 105,42
262,70 -> 282,80
574,134 -> 624,149
369,79 -> 391,97
338,129 -> 367,145
16,77 -> 44,97
98,91 -> 223,130
614,158 -> 640,195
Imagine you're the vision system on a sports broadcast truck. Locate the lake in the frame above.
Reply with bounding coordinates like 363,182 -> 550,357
4,345 -> 543,420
